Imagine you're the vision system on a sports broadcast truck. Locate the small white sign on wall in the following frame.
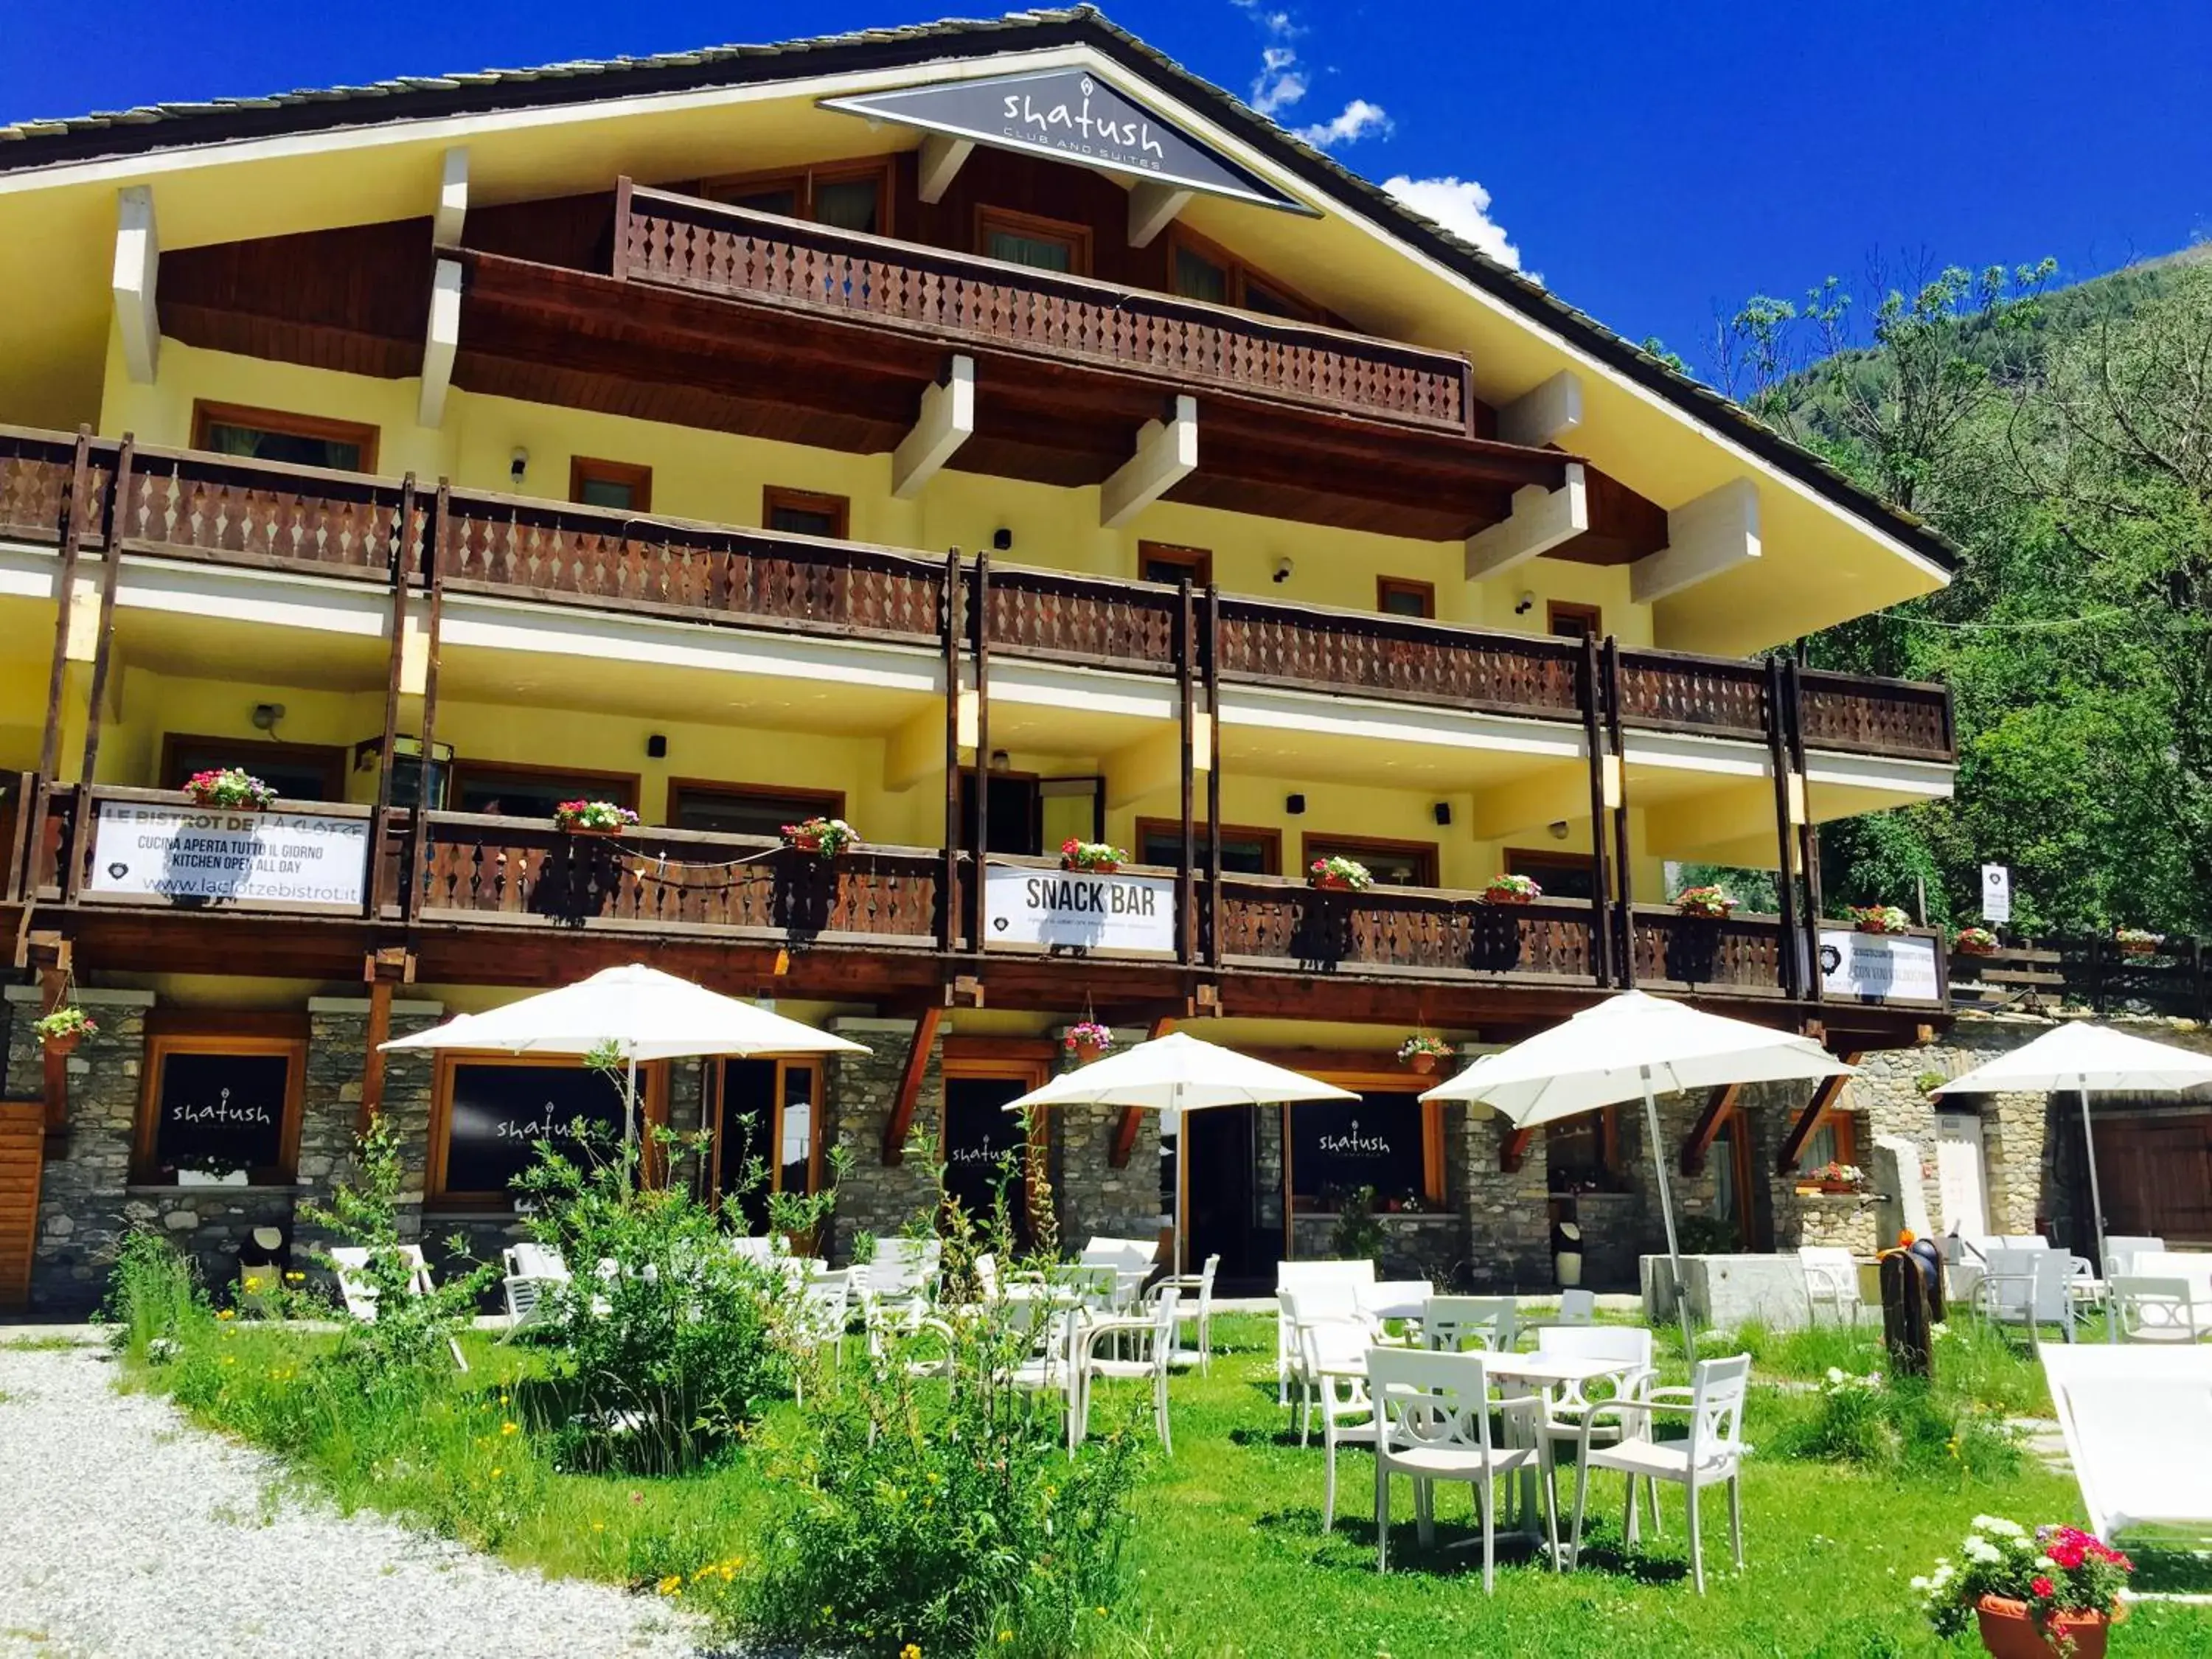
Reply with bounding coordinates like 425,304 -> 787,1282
984,866 -> 1176,954
1980,863 -> 2011,925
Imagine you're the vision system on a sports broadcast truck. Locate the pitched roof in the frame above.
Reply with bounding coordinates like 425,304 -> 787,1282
0,4 -> 1958,574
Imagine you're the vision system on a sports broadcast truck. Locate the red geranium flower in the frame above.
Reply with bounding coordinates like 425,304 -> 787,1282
2050,1541 -> 2084,1570
2031,1576 -> 2056,1599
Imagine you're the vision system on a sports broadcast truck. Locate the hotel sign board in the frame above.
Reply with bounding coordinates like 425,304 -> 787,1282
88,804 -> 369,908
1818,929 -> 1941,1004
985,865 -> 1177,955
821,68 -> 1304,212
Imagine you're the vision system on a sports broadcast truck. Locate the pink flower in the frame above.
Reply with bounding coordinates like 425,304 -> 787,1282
2050,1541 -> 2084,1570
2031,1576 -> 2055,1599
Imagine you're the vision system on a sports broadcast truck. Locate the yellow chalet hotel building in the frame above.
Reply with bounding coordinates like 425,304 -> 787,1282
0,8 -> 1960,1310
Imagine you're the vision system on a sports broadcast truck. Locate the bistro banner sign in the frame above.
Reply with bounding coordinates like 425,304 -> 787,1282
821,68 -> 1301,210
88,803 -> 369,908
985,864 -> 1176,954
1818,928 -> 1941,1004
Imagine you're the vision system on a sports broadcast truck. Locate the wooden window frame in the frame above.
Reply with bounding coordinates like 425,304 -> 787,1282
568,456 -> 653,513
1276,1063 -> 1449,1226
1299,832 -> 1440,888
1801,1108 -> 1860,1169
1505,847 -> 1596,888
134,1021 -> 308,1185
159,733 -> 348,801
1132,817 -> 1281,875
428,1051 -> 669,1210
667,779 -> 846,835
190,400 -> 380,473
941,1052 -> 1054,1229
1164,224 -> 1325,322
695,156 -> 896,237
448,759 -> 641,815
1547,1104 -> 1624,1185
709,1057 -> 827,1213
1137,541 -> 1212,588
975,205 -> 1094,276
1546,599 -> 1604,639
762,485 -> 851,541
1377,577 -> 1437,619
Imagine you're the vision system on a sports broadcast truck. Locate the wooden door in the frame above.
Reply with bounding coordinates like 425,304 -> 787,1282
0,1102 -> 44,1309
2093,1113 -> 2212,1246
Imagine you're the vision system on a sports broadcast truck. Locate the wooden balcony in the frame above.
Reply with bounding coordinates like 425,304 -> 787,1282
0,426 -> 1957,762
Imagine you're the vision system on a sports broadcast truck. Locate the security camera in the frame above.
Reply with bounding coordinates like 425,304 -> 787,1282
1273,557 -> 1294,584
509,447 -> 529,484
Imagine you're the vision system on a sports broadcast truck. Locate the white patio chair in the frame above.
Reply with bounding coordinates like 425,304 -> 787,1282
328,1245 -> 467,1371
2041,1343 -> 2212,1551
2103,1234 -> 2164,1281
1280,1279 -> 1370,1423
726,1234 -> 778,1263
500,1242 -> 571,1333
1570,1352 -> 1750,1594
1798,1245 -> 1865,1326
1530,1324 -> 1660,1534
2110,1276 -> 2204,1344
1978,1248 -> 2076,1343
1369,1346 -> 1553,1593
1281,1292 -> 1381,1534
2133,1250 -> 2212,1310
1071,1287 -> 1181,1454
1276,1259 -> 1375,1402
1424,1295 -> 1517,1354
1153,1253 -> 1219,1373
1555,1287 -> 1598,1326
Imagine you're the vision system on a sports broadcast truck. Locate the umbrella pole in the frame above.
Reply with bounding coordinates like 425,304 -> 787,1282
1172,1082 -> 1184,1276
1641,1068 -> 1696,1363
624,1051 -> 639,1153
2079,1084 -> 2115,1345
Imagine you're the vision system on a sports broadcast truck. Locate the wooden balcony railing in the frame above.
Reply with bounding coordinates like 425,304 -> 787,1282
1626,905 -> 1792,998
1213,880 -> 1599,981
0,424 -> 1958,763
616,184 -> 1475,434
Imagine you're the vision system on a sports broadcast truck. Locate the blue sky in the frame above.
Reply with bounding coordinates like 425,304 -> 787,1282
6,0 -> 2208,372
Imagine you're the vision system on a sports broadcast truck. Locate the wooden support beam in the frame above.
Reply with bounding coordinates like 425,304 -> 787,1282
113,187 -> 160,384
1496,370 -> 1583,449
1632,477 -> 1761,605
1101,395 -> 1197,528
1776,1060 -> 1858,1174
1465,463 -> 1588,582
417,259 -> 462,428
29,939 -> 72,1134
36,430 -> 92,783
1679,1083 -> 1739,1177
1127,181 -> 1194,248
970,549 -> 991,959
77,437 -> 133,787
891,355 -> 974,498
403,484 -> 449,924
359,975 -> 392,1136
432,147 -> 469,248
1500,1125 -> 1535,1173
882,1004 -> 943,1166
1601,637 -> 1635,987
940,550 -> 962,953
1203,584 -> 1223,971
917,132 -> 974,204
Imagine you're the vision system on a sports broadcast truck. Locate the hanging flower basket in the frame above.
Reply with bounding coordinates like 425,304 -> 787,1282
1483,874 -> 1542,905
781,816 -> 859,859
1308,856 -> 1373,892
1397,1034 -> 1451,1075
1677,885 -> 1738,919
1851,904 -> 1912,936
34,1006 -> 96,1056
183,768 -> 277,811
1955,926 -> 2000,957
1060,838 -> 1127,874
554,799 -> 639,835
1064,1020 -> 1114,1063
2115,928 -> 2162,957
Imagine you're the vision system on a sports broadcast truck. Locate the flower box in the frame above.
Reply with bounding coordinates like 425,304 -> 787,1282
1851,904 -> 1911,935
176,1169 -> 250,1188
554,800 -> 639,835
1307,856 -> 1373,892
1676,885 -> 1738,919
184,768 -> 278,811
1483,873 -> 1542,905
2115,929 -> 2161,957
781,816 -> 858,859
1955,927 -> 2000,957
1975,1595 -> 2121,1659
1060,838 -> 1127,874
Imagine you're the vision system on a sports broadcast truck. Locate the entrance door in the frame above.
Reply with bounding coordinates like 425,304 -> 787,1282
1183,1105 -> 1272,1282
0,1101 -> 44,1310
942,1071 -> 1045,1251
1935,1113 -> 1991,1238
956,773 -> 1043,856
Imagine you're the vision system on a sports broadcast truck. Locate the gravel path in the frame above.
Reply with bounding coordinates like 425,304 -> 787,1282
0,1339 -> 714,1659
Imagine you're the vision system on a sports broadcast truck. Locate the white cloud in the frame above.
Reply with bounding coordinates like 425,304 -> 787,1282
1252,46 -> 1305,116
1382,174 -> 1523,271
1295,98 -> 1394,150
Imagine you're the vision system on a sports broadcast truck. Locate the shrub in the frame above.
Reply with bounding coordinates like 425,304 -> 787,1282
1776,1365 -> 2020,1481
1324,1184 -> 1388,1266
102,1228 -> 208,1359
1676,1214 -> 1739,1253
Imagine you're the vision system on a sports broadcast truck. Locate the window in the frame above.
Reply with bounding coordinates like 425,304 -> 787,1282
1138,542 -> 1212,588
699,159 -> 891,236
1506,847 -> 1598,903
1548,1107 -> 1621,1193
1547,600 -> 1603,640
1166,228 -> 1322,321
713,1058 -> 824,1233
762,486 -> 849,540
977,207 -> 1091,275
569,456 -> 653,513
1301,833 -> 1438,888
1285,1071 -> 1444,1213
136,1026 -> 306,1184
669,781 -> 844,839
956,770 -> 1043,857
192,401 -> 378,473
449,762 -> 639,819
942,1055 -> 1052,1250
813,175 -> 884,234
1240,275 -> 1320,321
430,1054 -> 667,1207
1377,578 -> 1436,619
1135,819 -> 1281,874
1801,1111 -> 1859,1173
161,735 -> 347,803
1172,243 -> 1229,305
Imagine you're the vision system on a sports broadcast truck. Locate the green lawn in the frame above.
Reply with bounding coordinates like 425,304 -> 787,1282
126,1312 -> 2212,1658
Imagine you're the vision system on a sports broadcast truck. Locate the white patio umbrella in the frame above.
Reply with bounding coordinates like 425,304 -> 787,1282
383,963 -> 868,1146
1422,990 -> 1857,1356
1000,1031 -> 1355,1272
1933,1021 -> 2212,1342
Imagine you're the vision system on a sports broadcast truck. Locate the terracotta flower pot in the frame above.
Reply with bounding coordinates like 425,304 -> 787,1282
562,823 -> 623,837
1485,889 -> 1534,905
1313,874 -> 1354,891
1408,1051 -> 1438,1076
787,835 -> 823,854
2119,939 -> 2155,957
41,1030 -> 82,1057
188,794 -> 266,812
1975,1595 -> 2119,1659
1073,1039 -> 1106,1064
1958,942 -> 1997,957
1063,859 -> 1119,874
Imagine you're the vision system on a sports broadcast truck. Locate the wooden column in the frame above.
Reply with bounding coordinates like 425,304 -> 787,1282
971,551 -> 992,959
1785,657 -> 1826,1003
940,550 -> 963,954
1680,1082 -> 1740,1177
1203,585 -> 1222,970
1177,577 -> 1196,968
1764,655 -> 1802,999
355,946 -> 416,1134
35,429 -> 93,783
1500,1125 -> 1535,1173
1776,1061 -> 1858,1174
402,484 -> 450,924
74,437 -> 133,789
367,475 -> 417,918
883,1004 -> 943,1166
1601,637 -> 1635,987
26,936 -> 72,1133
1579,630 -> 1613,985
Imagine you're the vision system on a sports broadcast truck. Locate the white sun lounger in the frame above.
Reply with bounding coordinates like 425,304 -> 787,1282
2040,1343 -> 2212,1550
